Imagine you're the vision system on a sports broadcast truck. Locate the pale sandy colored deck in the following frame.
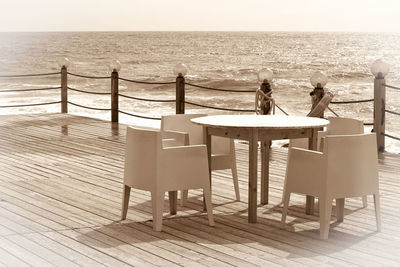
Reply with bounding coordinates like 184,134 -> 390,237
0,113 -> 399,266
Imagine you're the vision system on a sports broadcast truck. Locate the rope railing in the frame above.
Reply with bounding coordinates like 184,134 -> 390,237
186,82 -> 256,93
275,103 -> 289,115
0,101 -> 61,108
383,84 -> 400,91
68,86 -> 110,95
0,86 -> 61,93
119,77 -> 175,85
118,110 -> 161,120
67,72 -> 110,79
385,109 -> 400,116
383,133 -> 400,141
185,100 -> 254,112
0,72 -> 60,78
67,101 -> 111,111
118,93 -> 175,103
330,99 -> 374,104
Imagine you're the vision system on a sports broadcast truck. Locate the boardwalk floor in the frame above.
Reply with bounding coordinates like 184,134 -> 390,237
0,113 -> 399,266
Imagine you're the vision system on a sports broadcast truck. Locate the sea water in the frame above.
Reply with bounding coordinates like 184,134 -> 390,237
0,32 -> 399,152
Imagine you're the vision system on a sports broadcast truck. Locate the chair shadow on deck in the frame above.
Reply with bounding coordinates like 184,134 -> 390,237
76,196 -> 374,260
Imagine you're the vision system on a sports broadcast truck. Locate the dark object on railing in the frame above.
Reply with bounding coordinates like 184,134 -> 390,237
67,72 -> 110,79
383,84 -> 400,91
119,110 -> 161,120
331,99 -> 374,104
68,86 -> 110,95
119,77 -> 175,85
364,122 -> 374,126
118,93 -> 174,103
67,101 -> 111,111
0,86 -> 61,93
0,72 -> 60,78
0,101 -> 61,108
185,100 -> 254,112
186,82 -> 256,93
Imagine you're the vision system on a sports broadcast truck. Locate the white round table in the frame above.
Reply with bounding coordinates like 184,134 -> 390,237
192,115 -> 329,223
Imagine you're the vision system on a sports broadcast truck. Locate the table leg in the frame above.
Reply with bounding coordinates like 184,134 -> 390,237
248,129 -> 258,223
203,127 -> 212,211
306,128 -> 319,215
168,191 -> 177,215
261,140 -> 270,205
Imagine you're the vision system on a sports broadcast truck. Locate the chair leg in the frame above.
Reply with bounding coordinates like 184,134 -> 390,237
180,190 -> 188,206
151,191 -> 165,231
203,187 -> 214,226
336,198 -> 345,223
121,185 -> 131,220
319,197 -> 333,239
373,193 -> 382,232
281,190 -> 291,224
362,196 -> 368,208
231,158 -> 240,202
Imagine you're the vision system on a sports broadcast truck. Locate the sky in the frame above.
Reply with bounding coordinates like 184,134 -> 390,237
1,0 -> 400,32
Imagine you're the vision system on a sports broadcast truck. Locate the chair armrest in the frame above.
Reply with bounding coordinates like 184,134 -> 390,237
286,147 -> 325,195
160,145 -> 210,190
162,130 -> 189,147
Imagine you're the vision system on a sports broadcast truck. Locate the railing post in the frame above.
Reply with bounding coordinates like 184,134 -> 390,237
176,75 -> 185,114
371,59 -> 390,153
111,70 -> 119,122
373,76 -> 386,152
61,66 -> 68,113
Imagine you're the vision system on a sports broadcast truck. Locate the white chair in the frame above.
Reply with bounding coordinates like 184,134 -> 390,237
281,133 -> 381,239
161,114 -> 240,203
290,117 -> 368,207
121,126 -> 214,231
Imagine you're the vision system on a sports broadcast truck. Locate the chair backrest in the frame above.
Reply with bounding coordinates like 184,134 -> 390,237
161,114 -> 231,154
327,117 -> 364,135
324,133 -> 379,198
123,126 -> 160,190
161,114 -> 206,145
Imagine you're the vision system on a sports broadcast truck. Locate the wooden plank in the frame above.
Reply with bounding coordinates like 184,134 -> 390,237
0,113 -> 399,266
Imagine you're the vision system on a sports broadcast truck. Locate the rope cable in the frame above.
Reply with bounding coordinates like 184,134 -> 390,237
119,77 -> 175,85
67,101 -> 111,111
0,101 -> 61,108
67,72 -> 110,79
118,93 -> 175,103
186,82 -> 256,93
383,133 -> 400,142
331,99 -> 374,104
0,72 -> 60,78
185,101 -> 254,112
118,110 -> 161,120
67,86 -> 110,95
383,84 -> 400,91
0,86 -> 61,93
385,109 -> 400,116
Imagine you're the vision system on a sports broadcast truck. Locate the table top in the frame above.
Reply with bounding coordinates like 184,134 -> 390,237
191,115 -> 329,129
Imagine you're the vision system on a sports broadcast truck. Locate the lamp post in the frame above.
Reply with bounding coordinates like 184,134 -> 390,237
371,59 -> 390,152
110,60 -> 121,123
256,68 -> 274,115
309,71 -> 328,118
58,57 -> 70,114
174,63 -> 188,114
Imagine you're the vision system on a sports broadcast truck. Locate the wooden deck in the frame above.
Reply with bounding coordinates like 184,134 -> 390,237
0,113 -> 399,266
